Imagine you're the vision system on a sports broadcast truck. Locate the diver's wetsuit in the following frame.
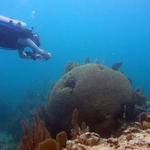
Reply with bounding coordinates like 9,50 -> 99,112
0,16 -> 50,60
0,20 -> 39,50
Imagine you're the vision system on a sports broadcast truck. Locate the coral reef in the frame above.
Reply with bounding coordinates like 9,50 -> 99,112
17,112 -> 68,150
133,89 -> 147,109
36,122 -> 150,150
70,109 -> 89,140
17,110 -> 150,150
65,132 -> 101,150
15,61 -> 149,150
48,63 -> 133,136
130,89 -> 148,121
64,123 -> 150,150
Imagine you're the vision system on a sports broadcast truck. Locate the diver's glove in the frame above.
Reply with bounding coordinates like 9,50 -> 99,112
25,51 -> 42,61
41,52 -> 51,60
31,54 -> 42,60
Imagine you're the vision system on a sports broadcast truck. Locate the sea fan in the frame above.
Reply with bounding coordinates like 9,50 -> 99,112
17,114 -> 50,150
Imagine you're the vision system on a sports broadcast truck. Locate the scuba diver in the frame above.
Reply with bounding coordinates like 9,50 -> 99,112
0,15 -> 51,60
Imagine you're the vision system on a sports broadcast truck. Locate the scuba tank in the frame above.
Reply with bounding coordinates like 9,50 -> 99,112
0,15 -> 27,32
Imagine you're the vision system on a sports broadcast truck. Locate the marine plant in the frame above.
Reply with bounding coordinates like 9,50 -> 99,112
37,131 -> 67,150
17,113 -> 50,150
17,110 -> 68,150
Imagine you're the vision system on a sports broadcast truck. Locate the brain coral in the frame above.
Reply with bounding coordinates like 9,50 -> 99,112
48,64 -> 133,136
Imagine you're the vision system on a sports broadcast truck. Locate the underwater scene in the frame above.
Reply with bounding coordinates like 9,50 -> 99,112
0,0 -> 150,149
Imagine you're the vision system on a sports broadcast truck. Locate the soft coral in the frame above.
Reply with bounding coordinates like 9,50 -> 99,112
17,114 -> 50,150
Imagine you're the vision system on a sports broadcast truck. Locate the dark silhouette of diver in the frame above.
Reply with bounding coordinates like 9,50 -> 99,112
0,16 -> 51,60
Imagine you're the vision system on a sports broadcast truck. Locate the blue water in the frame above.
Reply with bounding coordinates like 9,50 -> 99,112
0,0 -> 150,132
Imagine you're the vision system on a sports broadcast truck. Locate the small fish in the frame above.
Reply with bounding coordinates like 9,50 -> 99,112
112,62 -> 123,71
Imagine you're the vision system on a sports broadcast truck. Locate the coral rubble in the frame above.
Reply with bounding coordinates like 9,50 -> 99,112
64,124 -> 150,150
63,112 -> 150,150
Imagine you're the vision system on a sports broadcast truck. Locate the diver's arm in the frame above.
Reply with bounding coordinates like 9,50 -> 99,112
24,38 -> 44,54
18,48 -> 31,59
18,38 -> 51,60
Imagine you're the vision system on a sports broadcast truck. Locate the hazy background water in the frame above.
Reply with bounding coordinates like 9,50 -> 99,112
0,0 -> 150,117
